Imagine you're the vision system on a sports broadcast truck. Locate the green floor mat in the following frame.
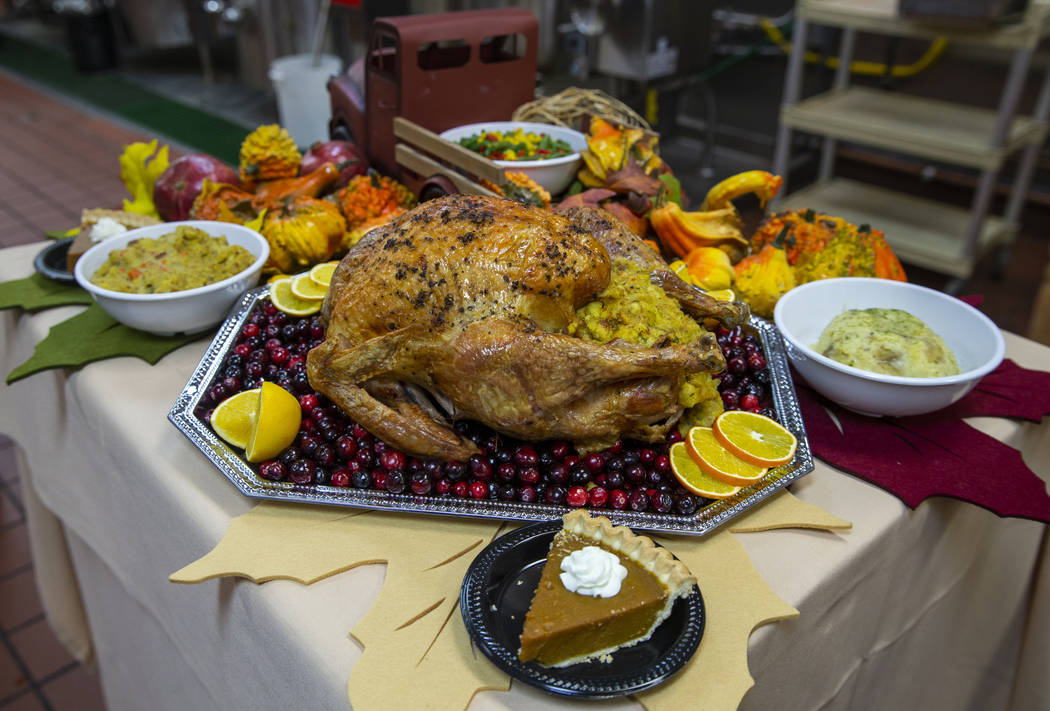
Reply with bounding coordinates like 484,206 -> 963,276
0,33 -> 245,164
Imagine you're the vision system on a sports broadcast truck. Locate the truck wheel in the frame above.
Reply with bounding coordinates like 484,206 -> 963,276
419,175 -> 459,202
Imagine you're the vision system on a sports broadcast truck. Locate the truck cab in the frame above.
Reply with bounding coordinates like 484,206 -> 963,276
328,7 -> 538,179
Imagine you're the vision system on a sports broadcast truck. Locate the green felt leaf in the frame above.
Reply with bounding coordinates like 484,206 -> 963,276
0,274 -> 94,312
6,303 -> 201,384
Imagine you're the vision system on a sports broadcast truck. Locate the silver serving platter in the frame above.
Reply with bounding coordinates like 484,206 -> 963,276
169,286 -> 814,536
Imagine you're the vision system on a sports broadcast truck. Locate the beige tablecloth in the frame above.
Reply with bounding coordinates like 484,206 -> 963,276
2,241 -> 1048,711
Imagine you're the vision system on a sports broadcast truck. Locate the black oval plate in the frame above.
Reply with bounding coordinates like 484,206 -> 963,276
34,237 -> 76,283
459,519 -> 705,699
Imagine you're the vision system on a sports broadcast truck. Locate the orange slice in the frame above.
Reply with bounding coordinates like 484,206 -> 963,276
309,261 -> 339,287
290,272 -> 328,300
270,277 -> 321,316
712,410 -> 797,467
211,388 -> 261,448
245,382 -> 302,463
668,442 -> 743,499
685,426 -> 767,486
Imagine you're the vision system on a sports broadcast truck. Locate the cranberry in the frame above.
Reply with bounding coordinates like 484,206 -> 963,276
654,454 -> 671,474
625,464 -> 646,484
469,481 -> 489,499
469,455 -> 493,481
371,468 -> 388,490
234,343 -> 252,358
222,376 -> 241,393
241,323 -> 260,339
245,361 -> 264,378
721,390 -> 740,409
263,302 -> 278,316
667,429 -> 685,444
587,485 -> 608,508
313,444 -> 335,468
330,469 -> 350,487
289,459 -> 316,484
452,481 -> 469,498
748,353 -> 767,370
410,472 -> 432,495
351,469 -> 371,489
607,439 -> 624,455
380,450 -> 406,472
385,469 -> 406,494
549,441 -> 571,459
544,486 -> 566,505
604,470 -> 625,489
514,445 -> 539,467
497,484 -> 517,501
517,485 -> 537,503
434,478 -> 452,495
566,485 -> 589,507
652,491 -> 674,513
547,462 -> 569,485
675,494 -> 699,516
264,337 -> 281,352
518,466 -> 540,485
609,489 -> 629,510
297,434 -> 321,456
270,347 -> 290,366
741,393 -> 761,411
258,460 -> 287,481
728,357 -> 747,374
628,490 -> 649,512
497,462 -> 517,482
336,435 -> 357,460
563,454 -> 581,469
583,452 -> 605,474
444,460 -> 467,481
287,355 -> 306,371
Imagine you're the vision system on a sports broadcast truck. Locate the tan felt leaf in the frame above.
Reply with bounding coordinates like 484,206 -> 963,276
638,531 -> 799,711
728,489 -> 852,534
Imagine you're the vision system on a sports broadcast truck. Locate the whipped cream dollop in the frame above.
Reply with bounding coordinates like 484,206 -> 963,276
90,217 -> 128,243
559,546 -> 627,598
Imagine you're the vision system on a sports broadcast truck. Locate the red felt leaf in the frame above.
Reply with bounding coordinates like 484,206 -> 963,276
796,359 -> 1050,523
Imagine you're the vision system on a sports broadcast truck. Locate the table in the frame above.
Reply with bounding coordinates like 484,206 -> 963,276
2,241 -> 1048,711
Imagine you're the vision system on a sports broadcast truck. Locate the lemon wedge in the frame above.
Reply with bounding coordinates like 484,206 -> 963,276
245,382 -> 302,463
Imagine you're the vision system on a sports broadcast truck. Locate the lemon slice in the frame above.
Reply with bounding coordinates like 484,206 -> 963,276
271,277 -> 321,316
290,272 -> 328,300
685,426 -> 767,486
211,388 -> 261,448
704,288 -> 735,302
668,259 -> 693,284
713,410 -> 797,467
309,261 -> 339,287
668,442 -> 742,499
267,273 -> 291,285
245,382 -> 302,463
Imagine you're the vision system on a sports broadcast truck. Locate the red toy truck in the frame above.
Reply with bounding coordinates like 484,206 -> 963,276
327,8 -> 538,186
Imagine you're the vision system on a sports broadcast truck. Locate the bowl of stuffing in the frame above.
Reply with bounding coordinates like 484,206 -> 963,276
440,121 -> 587,195
773,277 -> 1005,417
73,220 -> 269,336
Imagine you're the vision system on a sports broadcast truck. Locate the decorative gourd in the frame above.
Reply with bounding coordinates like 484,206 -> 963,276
684,246 -> 734,290
239,125 -> 302,187
751,209 -> 907,282
732,237 -> 796,319
261,198 -> 346,274
333,173 -> 417,232
190,179 -> 258,224
252,162 -> 340,208
649,200 -> 748,262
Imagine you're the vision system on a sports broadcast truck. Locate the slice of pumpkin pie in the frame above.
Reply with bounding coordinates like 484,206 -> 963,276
518,510 -> 696,667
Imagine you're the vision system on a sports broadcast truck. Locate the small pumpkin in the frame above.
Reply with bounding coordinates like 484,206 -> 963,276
684,246 -> 734,290
261,198 -> 346,274
732,230 -> 796,319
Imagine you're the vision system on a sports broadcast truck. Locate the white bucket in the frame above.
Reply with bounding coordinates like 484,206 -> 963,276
268,53 -> 343,148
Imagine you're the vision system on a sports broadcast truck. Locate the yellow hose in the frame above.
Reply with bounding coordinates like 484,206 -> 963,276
760,18 -> 947,77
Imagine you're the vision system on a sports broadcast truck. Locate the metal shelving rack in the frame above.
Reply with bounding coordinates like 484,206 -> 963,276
771,0 -> 1050,280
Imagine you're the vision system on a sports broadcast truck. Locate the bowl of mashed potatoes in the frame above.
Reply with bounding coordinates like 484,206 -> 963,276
74,220 -> 269,336
773,278 -> 1005,416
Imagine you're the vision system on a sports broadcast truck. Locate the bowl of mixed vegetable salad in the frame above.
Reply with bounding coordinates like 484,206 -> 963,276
440,121 -> 587,194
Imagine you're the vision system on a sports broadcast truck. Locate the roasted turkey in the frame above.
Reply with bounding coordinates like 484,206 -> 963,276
307,195 -> 748,460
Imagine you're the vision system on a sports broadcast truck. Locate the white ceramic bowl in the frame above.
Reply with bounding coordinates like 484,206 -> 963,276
74,220 -> 269,336
773,278 -> 1005,417
439,121 -> 587,195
